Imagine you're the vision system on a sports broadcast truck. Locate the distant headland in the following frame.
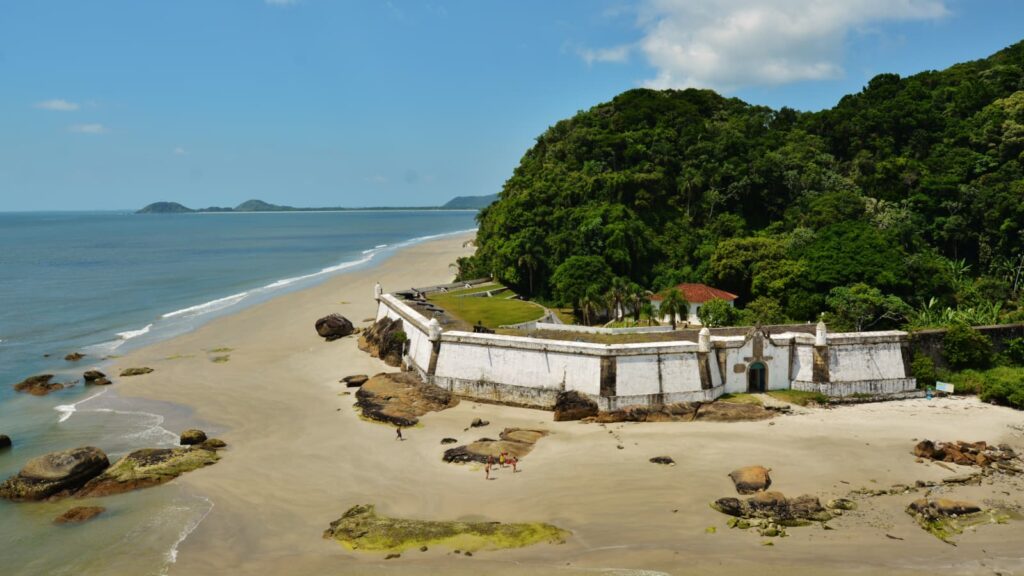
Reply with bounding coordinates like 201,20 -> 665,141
136,194 -> 497,214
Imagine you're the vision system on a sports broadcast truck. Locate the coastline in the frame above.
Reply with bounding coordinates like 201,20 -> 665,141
105,232 -> 1024,576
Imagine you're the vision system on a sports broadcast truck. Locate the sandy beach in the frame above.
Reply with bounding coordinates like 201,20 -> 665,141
108,232 -> 1024,576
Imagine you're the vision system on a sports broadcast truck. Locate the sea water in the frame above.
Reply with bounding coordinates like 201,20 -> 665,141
0,209 -> 478,574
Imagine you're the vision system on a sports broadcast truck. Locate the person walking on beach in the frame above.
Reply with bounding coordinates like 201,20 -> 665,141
510,456 -> 518,473
498,450 -> 507,468
395,426 -> 403,441
484,461 -> 492,480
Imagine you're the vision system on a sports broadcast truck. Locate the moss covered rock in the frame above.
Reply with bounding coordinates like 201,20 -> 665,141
76,447 -> 219,498
0,447 -> 109,501
323,504 -> 568,553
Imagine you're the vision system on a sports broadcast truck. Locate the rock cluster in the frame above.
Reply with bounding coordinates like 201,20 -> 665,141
0,429 -> 224,503
54,506 -> 105,525
595,400 -> 776,423
443,428 -> 547,464
357,317 -> 406,367
729,465 -> 772,494
553,391 -> 598,421
712,491 -> 833,526
13,374 -> 66,396
83,370 -> 111,386
906,498 -> 985,542
355,372 -> 457,427
0,447 -> 110,501
64,352 -> 85,362
119,367 -> 154,377
469,418 -> 489,428
315,314 -> 355,341
913,439 -> 1019,471
649,456 -> 675,466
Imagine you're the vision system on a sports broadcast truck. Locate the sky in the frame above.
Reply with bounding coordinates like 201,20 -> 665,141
1,0 -> 1022,211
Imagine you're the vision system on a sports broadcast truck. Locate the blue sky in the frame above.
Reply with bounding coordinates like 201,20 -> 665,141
2,0 -> 1022,211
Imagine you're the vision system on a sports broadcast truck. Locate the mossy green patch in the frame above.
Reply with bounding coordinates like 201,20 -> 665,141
210,355 -> 230,363
164,354 -> 195,360
766,389 -> 828,406
718,393 -> 763,406
207,347 -> 234,353
324,504 -> 568,553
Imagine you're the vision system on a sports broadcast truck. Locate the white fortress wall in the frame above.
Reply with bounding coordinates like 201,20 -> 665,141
434,332 -> 603,395
376,294 -> 434,373
828,332 -> 908,382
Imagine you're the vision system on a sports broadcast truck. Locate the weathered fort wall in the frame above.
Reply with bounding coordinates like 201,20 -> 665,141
910,324 -> 1024,369
374,294 -> 918,410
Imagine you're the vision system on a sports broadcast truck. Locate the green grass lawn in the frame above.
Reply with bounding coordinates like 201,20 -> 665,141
429,288 -> 545,330
766,389 -> 829,406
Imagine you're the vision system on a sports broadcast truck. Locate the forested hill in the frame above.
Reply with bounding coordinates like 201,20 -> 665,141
462,40 -> 1024,327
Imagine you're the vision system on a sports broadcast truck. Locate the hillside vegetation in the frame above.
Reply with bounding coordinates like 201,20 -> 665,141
460,40 -> 1024,330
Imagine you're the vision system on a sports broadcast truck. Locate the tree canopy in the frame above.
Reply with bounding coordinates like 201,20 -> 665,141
462,40 -> 1024,326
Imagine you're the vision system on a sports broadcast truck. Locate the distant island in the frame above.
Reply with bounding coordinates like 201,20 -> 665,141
136,194 -> 497,214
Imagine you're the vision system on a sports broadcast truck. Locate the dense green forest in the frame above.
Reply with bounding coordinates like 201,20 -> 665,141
459,40 -> 1024,331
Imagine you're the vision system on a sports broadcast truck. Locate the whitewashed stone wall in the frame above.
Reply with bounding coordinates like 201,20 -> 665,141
373,295 -> 916,409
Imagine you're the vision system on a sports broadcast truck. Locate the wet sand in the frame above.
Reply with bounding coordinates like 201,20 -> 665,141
112,232 -> 1024,575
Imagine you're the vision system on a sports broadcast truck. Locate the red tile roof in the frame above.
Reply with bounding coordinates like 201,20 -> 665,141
651,283 -> 738,303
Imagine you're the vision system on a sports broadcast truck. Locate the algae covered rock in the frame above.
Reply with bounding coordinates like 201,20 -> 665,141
179,429 -> 208,446
323,504 -> 568,553
119,367 -> 154,377
342,374 -> 369,387
13,374 -> 66,396
0,447 -> 110,501
358,317 -> 406,367
54,506 -> 106,524
906,498 -> 986,542
76,447 -> 219,498
729,465 -> 772,495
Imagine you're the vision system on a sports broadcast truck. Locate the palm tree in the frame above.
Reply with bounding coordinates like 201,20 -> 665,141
658,287 -> 689,330
606,277 -> 629,321
579,286 -> 605,326
626,282 -> 646,323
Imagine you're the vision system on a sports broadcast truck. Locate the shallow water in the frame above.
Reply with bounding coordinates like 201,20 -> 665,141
0,210 -> 477,574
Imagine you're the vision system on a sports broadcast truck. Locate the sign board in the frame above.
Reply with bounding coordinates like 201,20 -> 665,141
935,381 -> 955,394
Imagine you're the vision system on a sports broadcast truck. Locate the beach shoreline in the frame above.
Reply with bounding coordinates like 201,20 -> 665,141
104,232 -> 1024,576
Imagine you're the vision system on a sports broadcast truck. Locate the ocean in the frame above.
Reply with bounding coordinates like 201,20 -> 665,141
0,209 -> 478,575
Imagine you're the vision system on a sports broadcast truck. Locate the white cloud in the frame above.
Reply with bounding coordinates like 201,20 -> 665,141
578,44 -> 633,66
68,123 -> 108,134
598,0 -> 949,91
34,99 -> 80,111
173,147 -> 188,156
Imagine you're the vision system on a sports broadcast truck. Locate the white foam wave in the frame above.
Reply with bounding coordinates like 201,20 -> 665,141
117,323 -> 153,340
92,407 -> 180,446
262,253 -> 375,289
54,389 -> 108,423
163,496 -> 215,571
162,292 -> 248,319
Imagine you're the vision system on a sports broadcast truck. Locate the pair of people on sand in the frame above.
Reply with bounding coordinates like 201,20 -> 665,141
484,453 -> 518,479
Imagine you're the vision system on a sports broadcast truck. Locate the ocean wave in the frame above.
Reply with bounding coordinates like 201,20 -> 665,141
91,407 -> 180,445
163,495 -> 215,571
117,323 -> 153,340
162,292 -> 249,319
54,389 -> 108,423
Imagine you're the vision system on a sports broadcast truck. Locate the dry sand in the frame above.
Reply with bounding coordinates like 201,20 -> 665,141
112,233 -> 1024,575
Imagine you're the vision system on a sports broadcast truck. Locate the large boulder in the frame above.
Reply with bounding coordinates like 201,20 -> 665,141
76,447 -> 219,498
443,428 -> 548,464
358,317 -> 406,367
729,465 -> 772,494
0,435 -> 10,449
13,374 -> 65,396
355,372 -> 457,427
64,352 -> 85,362
179,429 -> 208,446
83,370 -> 106,382
342,374 -> 369,387
0,447 -> 110,501
316,314 -> 355,341
553,391 -> 598,421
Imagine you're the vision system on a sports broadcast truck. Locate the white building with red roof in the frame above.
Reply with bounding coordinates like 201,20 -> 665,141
650,283 -> 738,326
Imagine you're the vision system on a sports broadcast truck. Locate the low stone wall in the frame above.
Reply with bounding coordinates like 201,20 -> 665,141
792,378 -> 918,398
597,386 -> 723,411
911,324 -> 1024,369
